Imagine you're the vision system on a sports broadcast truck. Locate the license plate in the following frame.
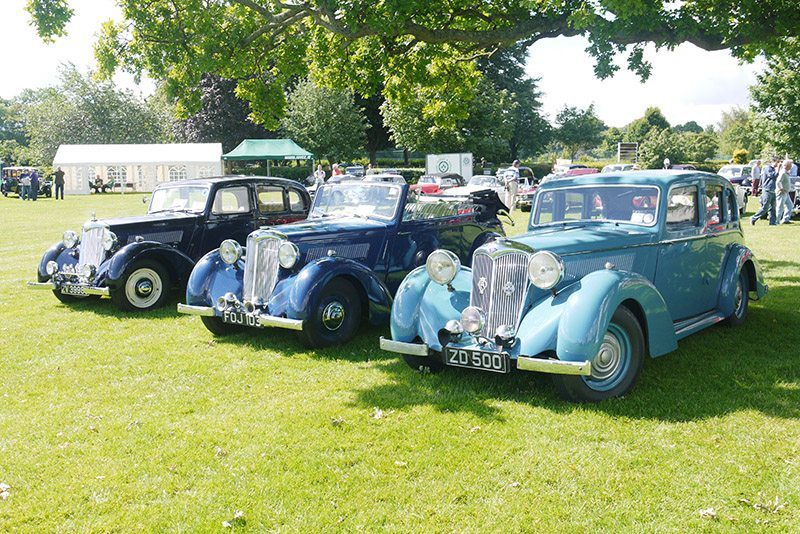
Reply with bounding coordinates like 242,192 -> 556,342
445,347 -> 509,373
61,284 -> 86,296
221,310 -> 259,327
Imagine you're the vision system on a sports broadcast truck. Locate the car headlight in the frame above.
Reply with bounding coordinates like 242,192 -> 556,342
102,230 -> 117,251
81,264 -> 97,280
278,241 -> 300,269
46,260 -> 59,276
63,230 -> 79,249
426,249 -> 461,285
460,306 -> 485,334
528,251 -> 564,290
219,239 -> 242,265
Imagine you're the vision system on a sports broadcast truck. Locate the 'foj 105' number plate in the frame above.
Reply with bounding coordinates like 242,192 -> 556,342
222,310 -> 259,327
445,347 -> 509,373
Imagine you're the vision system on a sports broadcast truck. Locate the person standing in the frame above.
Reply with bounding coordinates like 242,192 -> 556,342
751,159 -> 761,196
54,167 -> 65,200
313,164 -> 326,187
503,160 -> 521,212
19,171 -> 31,200
776,160 -> 793,224
663,158 -> 672,170
751,157 -> 778,225
29,169 -> 40,201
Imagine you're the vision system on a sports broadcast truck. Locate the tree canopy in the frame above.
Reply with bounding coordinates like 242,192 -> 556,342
553,105 -> 606,159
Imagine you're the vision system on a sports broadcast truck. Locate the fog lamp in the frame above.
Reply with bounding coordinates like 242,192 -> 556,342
216,296 -> 227,312
46,260 -> 59,276
495,324 -> 516,343
445,319 -> 464,335
81,264 -> 97,280
460,306 -> 485,334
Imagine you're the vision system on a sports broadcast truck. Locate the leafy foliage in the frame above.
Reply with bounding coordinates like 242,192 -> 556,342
554,105 -> 606,159
717,107 -> 764,158
637,128 -> 685,169
281,78 -> 367,163
626,107 -> 671,142
674,121 -> 704,134
733,149 -> 749,164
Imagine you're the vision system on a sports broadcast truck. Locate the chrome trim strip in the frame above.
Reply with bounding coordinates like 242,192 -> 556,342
257,314 -> 304,331
27,281 -> 55,290
177,303 -> 216,316
516,356 -> 592,376
81,286 -> 110,296
379,337 -> 430,356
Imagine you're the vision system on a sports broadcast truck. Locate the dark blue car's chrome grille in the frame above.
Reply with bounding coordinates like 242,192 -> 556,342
305,243 -> 370,262
126,230 -> 183,245
243,236 -> 281,303
470,251 -> 530,337
78,225 -> 105,269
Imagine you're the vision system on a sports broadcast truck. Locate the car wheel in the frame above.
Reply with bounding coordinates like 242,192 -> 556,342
298,278 -> 362,348
726,271 -> 749,327
402,354 -> 444,373
552,306 -> 644,402
110,260 -> 170,311
200,315 -> 243,336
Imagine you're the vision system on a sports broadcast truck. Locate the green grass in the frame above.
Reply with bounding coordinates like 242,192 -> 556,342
1,193 -> 798,531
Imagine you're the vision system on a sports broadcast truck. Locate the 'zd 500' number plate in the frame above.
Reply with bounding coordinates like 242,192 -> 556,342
222,310 -> 259,327
445,348 -> 509,373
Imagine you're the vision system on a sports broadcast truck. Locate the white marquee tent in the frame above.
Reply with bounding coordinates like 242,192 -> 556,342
52,143 -> 223,195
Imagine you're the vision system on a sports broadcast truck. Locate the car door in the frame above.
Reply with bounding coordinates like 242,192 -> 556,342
701,181 -> 730,301
654,181 -> 715,321
201,184 -> 258,251
255,183 -> 308,227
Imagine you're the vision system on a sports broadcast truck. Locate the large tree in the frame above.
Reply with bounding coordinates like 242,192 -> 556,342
554,104 -> 605,159
626,106 -> 671,142
27,1 -> 800,129
281,78 -> 366,163
717,107 -> 763,158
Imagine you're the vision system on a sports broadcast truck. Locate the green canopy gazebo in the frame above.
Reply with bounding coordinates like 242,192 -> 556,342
222,139 -> 314,176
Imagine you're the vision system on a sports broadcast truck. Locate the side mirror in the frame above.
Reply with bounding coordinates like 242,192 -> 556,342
497,209 -> 515,226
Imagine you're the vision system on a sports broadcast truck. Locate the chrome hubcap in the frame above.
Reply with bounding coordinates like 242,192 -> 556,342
591,332 -> 623,381
734,279 -> 744,316
322,301 -> 345,331
125,268 -> 162,309
136,279 -> 153,297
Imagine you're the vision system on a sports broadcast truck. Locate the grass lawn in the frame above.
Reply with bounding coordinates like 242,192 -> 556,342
0,192 -> 798,531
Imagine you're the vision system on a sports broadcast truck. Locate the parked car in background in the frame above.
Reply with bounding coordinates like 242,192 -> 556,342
601,164 -> 639,173
28,177 -> 310,311
328,174 -> 363,184
1,166 -> 52,198
345,165 -> 365,177
410,172 -> 465,194
443,174 -> 506,200
717,164 -> 752,185
540,166 -> 600,185
671,164 -> 697,171
367,168 -> 401,176
178,183 -> 507,347
364,173 -> 407,184
380,170 -> 767,402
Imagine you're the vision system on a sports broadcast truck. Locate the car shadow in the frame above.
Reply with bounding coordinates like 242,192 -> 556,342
349,283 -> 800,422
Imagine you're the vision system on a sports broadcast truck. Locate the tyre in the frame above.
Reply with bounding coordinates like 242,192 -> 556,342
553,306 -> 644,402
403,354 -> 444,373
298,278 -> 362,348
725,271 -> 749,327
200,315 -> 243,336
110,260 -> 170,311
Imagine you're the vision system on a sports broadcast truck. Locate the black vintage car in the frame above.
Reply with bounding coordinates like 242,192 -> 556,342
28,176 -> 311,311
1,167 -> 52,198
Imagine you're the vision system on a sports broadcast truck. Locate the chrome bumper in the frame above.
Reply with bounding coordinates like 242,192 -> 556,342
379,337 -> 430,356
516,356 -> 592,376
27,281 -> 109,296
177,303 -> 216,317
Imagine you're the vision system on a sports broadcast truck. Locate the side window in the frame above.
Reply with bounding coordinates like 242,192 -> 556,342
288,189 -> 305,212
726,189 -> 738,222
705,184 -> 723,226
666,185 -> 698,229
257,185 -> 287,213
212,186 -> 251,215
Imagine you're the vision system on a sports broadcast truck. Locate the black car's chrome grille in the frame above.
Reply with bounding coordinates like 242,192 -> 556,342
78,224 -> 106,269
243,235 -> 281,303
470,250 -> 530,336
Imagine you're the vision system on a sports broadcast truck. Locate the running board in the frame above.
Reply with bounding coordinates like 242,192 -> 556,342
674,310 -> 726,339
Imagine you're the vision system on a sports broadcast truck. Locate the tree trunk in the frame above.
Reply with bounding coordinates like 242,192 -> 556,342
369,149 -> 377,166
403,148 -> 409,166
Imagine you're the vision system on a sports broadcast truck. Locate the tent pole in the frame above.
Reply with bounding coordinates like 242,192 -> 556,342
267,160 -> 271,177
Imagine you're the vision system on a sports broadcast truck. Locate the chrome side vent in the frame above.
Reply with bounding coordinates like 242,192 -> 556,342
470,251 -> 530,336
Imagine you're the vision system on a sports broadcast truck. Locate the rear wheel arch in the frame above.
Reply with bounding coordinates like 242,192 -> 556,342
741,259 -> 757,294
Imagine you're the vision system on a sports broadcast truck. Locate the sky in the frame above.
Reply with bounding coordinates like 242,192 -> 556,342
1,0 -> 762,129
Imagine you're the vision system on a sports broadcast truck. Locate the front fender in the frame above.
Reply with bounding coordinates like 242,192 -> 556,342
106,242 -> 195,288
517,269 -> 678,362
37,241 -> 67,281
185,249 -> 242,307
718,244 -> 767,316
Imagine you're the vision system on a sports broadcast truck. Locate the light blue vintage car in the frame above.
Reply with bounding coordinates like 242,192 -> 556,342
380,171 -> 768,401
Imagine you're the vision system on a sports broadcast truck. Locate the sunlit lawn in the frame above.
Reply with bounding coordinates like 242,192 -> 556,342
0,192 -> 798,531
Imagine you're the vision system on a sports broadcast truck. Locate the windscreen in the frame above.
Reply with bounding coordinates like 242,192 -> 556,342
310,183 -> 402,220
149,186 -> 210,214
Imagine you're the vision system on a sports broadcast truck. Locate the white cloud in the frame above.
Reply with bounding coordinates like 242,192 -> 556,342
525,36 -> 764,128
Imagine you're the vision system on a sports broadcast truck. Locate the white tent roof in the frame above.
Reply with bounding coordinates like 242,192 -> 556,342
53,143 -> 223,165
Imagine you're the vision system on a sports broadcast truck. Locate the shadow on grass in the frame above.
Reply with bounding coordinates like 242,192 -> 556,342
350,283 -> 800,422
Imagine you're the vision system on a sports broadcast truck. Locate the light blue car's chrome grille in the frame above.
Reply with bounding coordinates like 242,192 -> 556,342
78,225 -> 105,269
470,251 -> 530,337
243,235 -> 281,303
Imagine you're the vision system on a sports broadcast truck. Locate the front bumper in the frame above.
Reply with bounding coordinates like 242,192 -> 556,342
379,337 -> 592,376
27,281 -> 110,296
176,303 -> 304,331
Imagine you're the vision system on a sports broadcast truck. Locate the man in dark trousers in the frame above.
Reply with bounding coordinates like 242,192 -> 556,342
29,169 -> 40,201
751,157 -> 778,225
54,167 -> 65,200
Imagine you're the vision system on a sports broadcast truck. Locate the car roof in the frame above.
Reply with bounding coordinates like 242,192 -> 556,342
539,170 -> 730,190
155,175 -> 301,188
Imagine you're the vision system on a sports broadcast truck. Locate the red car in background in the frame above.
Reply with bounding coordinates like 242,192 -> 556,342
410,172 -> 466,194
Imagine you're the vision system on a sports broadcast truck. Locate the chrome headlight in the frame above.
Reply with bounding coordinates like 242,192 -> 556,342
102,229 -> 117,251
528,251 -> 564,290
460,306 -> 485,334
219,239 -> 242,265
426,249 -> 461,285
81,264 -> 97,280
63,230 -> 79,249
278,241 -> 300,269
46,260 -> 59,276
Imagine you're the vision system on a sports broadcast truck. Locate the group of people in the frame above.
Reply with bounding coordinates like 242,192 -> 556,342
750,156 -> 797,226
17,169 -> 40,201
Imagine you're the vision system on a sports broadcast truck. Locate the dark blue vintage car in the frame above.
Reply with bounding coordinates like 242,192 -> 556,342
380,171 -> 768,402
28,176 -> 310,311
177,182 -> 507,347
